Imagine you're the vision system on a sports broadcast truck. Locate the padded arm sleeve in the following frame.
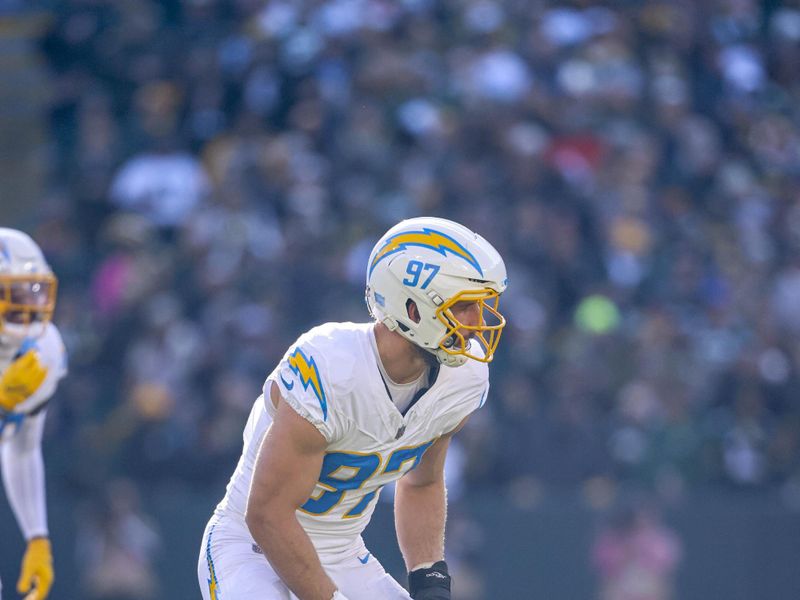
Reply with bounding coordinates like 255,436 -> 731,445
1,411 -> 48,539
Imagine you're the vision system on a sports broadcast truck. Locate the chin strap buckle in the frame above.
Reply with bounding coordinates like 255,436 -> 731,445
434,347 -> 468,367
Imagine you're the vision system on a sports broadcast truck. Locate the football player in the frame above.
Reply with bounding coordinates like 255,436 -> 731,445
198,217 -> 507,600
0,228 -> 66,600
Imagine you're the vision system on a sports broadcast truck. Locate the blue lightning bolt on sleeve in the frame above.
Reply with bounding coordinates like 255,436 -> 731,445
267,341 -> 338,443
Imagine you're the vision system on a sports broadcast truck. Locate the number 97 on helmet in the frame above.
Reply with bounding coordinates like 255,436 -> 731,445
365,217 -> 508,368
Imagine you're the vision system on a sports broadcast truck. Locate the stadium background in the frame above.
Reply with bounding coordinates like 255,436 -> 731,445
1,0 -> 800,598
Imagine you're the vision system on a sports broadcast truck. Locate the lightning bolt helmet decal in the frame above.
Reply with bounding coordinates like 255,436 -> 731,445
368,228 -> 483,277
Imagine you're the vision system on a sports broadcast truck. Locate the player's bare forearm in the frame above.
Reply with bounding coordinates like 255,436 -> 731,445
395,475 -> 447,570
395,425 -> 466,571
246,389 -> 339,600
246,509 -> 336,600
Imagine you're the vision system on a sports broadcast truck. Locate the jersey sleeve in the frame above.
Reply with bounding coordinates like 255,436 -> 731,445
463,340 -> 490,411
265,336 -> 339,443
476,380 -> 490,410
454,379 -> 490,430
13,324 -> 68,415
436,360 -> 491,436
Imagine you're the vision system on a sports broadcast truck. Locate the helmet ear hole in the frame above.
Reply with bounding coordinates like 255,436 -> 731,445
405,299 -> 421,324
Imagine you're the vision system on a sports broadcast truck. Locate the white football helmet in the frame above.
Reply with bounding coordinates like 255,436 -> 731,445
0,228 -> 57,346
366,217 -> 507,367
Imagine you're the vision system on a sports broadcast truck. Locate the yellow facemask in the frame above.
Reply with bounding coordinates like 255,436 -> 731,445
0,274 -> 58,337
435,288 -> 506,363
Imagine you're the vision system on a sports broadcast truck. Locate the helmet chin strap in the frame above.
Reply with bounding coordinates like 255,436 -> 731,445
376,308 -> 468,367
432,347 -> 468,367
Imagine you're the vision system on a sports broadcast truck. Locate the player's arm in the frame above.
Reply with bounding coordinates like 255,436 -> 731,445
394,417 -> 469,599
1,412 -> 54,600
245,382 -> 340,600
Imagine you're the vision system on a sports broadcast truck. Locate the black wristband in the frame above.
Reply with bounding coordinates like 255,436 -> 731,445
408,560 -> 451,599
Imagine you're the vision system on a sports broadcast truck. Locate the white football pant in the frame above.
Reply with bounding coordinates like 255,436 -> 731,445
198,514 -> 411,600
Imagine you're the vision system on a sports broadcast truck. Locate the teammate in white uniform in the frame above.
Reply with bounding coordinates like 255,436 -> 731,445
199,217 -> 507,600
0,228 -> 67,600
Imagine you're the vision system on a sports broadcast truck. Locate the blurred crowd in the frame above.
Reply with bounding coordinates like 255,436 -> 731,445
7,0 -> 800,595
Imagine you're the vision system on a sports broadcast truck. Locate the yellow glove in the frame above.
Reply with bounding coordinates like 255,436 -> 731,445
17,537 -> 54,600
0,350 -> 47,411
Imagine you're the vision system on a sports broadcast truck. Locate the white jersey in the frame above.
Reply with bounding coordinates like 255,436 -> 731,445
215,321 -> 489,556
0,323 -> 67,441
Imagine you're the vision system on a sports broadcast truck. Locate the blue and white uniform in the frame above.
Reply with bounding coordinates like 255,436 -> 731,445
0,323 -> 67,596
0,324 -> 67,434
199,321 -> 489,600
